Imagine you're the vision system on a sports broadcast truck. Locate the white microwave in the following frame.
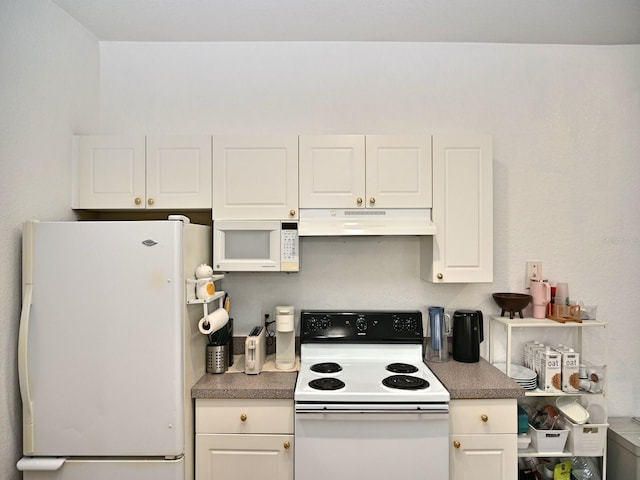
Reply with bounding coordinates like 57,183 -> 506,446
213,220 -> 299,272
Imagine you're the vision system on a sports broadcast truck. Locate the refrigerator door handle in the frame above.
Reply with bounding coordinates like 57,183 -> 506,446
17,457 -> 67,471
18,283 -> 34,454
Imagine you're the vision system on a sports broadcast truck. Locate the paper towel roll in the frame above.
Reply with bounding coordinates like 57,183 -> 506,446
198,307 -> 229,335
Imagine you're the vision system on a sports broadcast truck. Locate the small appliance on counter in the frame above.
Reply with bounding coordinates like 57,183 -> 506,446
275,305 -> 296,370
245,325 -> 266,374
452,309 -> 484,363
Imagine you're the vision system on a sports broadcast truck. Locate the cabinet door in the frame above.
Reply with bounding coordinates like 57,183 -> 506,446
450,434 -> 517,480
450,399 -> 516,435
196,399 -> 293,434
72,135 -> 146,209
213,135 -> 298,220
298,135 -> 365,208
424,135 -> 493,283
196,434 -> 293,480
365,135 -> 432,209
146,135 -> 212,209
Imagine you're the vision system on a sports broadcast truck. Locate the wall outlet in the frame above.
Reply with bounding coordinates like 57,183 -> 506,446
525,261 -> 542,288
261,308 -> 273,327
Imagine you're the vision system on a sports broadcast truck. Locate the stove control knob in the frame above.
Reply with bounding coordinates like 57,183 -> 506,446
307,317 -> 321,331
356,318 -> 367,332
393,315 -> 415,331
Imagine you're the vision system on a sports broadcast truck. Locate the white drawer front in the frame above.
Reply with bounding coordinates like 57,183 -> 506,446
196,399 -> 293,434
450,399 -> 516,435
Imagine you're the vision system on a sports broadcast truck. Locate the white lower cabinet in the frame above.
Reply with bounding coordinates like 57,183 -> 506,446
195,399 -> 293,480
450,399 -> 518,480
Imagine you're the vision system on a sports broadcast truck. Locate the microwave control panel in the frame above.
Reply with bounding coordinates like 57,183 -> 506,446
281,222 -> 299,272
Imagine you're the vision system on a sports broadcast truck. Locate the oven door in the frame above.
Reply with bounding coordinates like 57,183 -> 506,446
294,406 -> 449,480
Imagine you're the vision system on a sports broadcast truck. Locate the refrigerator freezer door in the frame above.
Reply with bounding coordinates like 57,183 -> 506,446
18,456 -> 184,480
22,221 -> 185,456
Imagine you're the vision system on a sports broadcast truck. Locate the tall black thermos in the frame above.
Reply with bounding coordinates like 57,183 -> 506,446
452,310 -> 484,363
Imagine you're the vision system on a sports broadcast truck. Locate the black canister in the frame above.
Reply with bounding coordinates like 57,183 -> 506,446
452,310 -> 484,363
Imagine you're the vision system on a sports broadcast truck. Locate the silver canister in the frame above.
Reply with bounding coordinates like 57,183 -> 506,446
206,344 -> 228,374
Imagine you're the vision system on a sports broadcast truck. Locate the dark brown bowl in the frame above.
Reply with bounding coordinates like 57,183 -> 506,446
492,293 -> 532,319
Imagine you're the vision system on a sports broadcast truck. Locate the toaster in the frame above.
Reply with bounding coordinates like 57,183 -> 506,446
245,325 -> 266,375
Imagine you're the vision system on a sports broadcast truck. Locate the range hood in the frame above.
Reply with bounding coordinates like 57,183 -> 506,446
298,209 -> 436,236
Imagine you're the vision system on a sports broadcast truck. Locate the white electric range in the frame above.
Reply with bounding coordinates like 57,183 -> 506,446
294,310 -> 450,480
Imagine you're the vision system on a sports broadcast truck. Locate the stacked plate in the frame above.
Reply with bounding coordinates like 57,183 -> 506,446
494,362 -> 537,390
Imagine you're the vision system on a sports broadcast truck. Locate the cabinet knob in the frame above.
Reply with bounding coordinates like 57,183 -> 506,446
289,209 -> 296,217
134,197 -> 142,205
240,414 -> 247,422
147,198 -> 154,206
356,197 -> 363,205
481,414 -> 488,422
453,440 -> 461,449
437,273 -> 444,280
283,441 -> 291,449
369,197 -> 376,205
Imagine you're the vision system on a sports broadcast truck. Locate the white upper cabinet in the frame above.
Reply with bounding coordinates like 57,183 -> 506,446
422,134 -> 493,283
299,134 -> 432,209
146,135 -> 212,209
365,135 -> 432,209
298,135 -> 365,209
213,135 -> 299,220
72,135 -> 212,210
72,135 -> 146,209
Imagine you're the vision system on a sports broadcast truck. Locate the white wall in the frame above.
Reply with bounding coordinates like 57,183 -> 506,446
0,1 -> 99,478
99,41 -> 640,417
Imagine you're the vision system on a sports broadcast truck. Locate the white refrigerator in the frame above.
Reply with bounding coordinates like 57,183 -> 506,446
17,217 -> 211,480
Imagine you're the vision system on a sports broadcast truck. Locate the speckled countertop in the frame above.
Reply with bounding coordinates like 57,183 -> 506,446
426,358 -> 525,399
192,370 -> 297,399
192,355 -> 524,400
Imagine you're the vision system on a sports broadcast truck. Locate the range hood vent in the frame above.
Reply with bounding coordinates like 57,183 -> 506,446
298,209 -> 436,236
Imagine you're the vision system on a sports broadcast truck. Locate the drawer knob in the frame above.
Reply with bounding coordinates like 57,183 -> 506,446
437,273 -> 444,280
453,440 -> 461,449
369,197 -> 376,205
147,198 -> 154,206
284,441 -> 291,449
134,197 -> 142,205
240,414 -> 247,422
481,414 -> 488,422
289,209 -> 296,217
356,197 -> 363,205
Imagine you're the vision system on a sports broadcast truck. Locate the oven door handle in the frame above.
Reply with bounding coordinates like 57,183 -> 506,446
295,409 -> 449,417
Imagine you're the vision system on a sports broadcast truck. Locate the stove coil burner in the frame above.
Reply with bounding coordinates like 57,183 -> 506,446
309,378 -> 346,391
382,375 -> 429,390
386,363 -> 419,374
310,362 -> 343,374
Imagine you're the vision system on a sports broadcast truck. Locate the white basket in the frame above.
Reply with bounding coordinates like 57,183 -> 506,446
559,416 -> 608,456
528,424 -> 570,453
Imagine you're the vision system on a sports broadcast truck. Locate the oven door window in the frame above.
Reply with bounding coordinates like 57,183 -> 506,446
295,411 -> 449,480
